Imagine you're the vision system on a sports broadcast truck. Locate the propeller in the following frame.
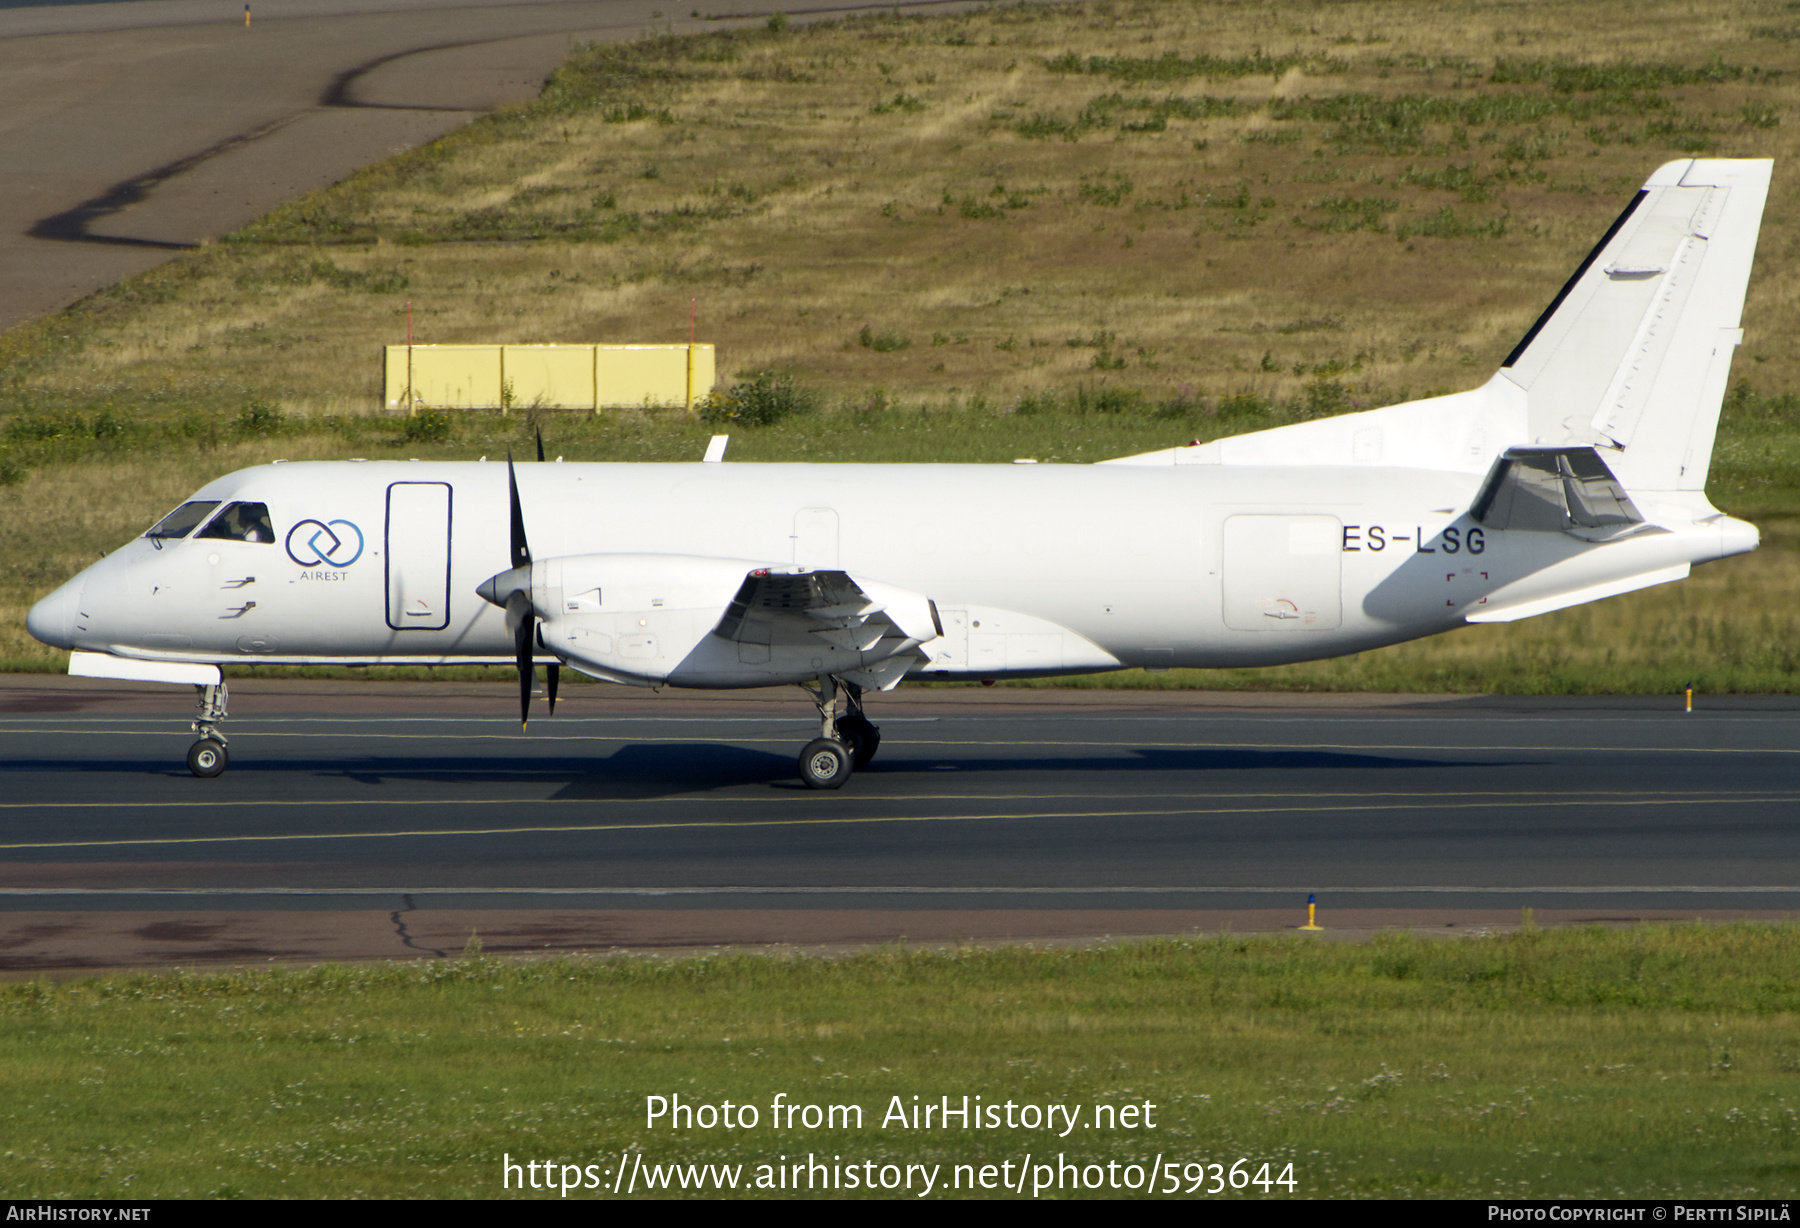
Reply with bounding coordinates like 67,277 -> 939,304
477,452 -> 552,729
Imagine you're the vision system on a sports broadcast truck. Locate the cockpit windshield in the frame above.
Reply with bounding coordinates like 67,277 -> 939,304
196,501 -> 274,544
145,501 -> 220,540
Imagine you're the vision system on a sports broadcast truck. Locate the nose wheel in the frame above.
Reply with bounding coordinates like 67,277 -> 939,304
797,676 -> 880,789
187,738 -> 228,778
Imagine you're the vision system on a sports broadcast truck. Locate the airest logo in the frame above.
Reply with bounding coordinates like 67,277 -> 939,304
286,519 -> 365,568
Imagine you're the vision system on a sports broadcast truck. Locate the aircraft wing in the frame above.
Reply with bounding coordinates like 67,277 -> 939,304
709,567 -> 939,690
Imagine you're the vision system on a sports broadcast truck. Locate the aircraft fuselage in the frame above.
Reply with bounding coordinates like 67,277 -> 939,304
28,458 -> 1752,683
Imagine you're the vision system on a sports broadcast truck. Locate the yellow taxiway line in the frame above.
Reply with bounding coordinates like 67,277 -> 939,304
0,793 -> 1795,853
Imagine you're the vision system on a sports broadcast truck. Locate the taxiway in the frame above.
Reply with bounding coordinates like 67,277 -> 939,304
1,678 -> 1796,970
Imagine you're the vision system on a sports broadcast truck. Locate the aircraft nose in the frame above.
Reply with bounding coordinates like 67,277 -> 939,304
26,576 -> 83,650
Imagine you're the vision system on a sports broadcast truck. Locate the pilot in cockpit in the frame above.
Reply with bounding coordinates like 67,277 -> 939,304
195,501 -> 275,544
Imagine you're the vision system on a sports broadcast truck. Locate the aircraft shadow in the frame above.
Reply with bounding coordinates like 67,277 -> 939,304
889,746 -> 1499,774
1,744 -> 1517,802
546,744 -> 1504,799
0,746 -> 792,799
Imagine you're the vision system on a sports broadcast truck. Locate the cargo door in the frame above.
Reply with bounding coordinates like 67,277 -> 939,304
386,482 -> 452,631
1221,514 -> 1342,630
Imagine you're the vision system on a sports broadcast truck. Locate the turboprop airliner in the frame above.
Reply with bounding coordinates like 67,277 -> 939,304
26,158 -> 1770,788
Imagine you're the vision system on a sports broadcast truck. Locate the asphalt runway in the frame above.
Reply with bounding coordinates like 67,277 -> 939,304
1,677 -> 1798,970
0,0 -> 976,330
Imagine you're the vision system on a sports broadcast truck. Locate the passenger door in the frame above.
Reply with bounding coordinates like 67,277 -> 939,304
385,482 -> 453,631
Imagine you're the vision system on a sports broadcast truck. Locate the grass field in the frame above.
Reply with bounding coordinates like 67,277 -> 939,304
3,924 -> 1799,1198
2,0 -> 1798,689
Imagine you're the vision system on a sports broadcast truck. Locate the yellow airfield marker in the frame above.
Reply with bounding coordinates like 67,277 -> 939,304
1686,686 -> 1694,713
1300,892 -> 1323,931
244,5 -> 250,27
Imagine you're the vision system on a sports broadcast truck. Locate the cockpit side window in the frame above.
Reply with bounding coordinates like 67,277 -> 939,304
145,501 -> 220,540
196,501 -> 275,544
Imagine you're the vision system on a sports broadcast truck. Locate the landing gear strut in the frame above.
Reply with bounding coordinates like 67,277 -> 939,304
187,681 -> 229,779
797,676 -> 880,789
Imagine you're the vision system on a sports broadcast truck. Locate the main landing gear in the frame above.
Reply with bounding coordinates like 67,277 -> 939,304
798,676 -> 881,790
187,681 -> 229,778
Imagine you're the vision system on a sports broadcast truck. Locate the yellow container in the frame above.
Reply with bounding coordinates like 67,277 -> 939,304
385,344 -> 715,413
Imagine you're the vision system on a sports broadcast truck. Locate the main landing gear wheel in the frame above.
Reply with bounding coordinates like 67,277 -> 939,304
187,738 -> 228,779
837,713 -> 881,769
798,738 -> 853,790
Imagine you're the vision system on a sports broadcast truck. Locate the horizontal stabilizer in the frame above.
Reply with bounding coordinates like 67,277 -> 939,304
1466,563 -> 1690,623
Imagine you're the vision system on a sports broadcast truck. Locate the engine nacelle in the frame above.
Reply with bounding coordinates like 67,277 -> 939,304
517,553 -> 760,685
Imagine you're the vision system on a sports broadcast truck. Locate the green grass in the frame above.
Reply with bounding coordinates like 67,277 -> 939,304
5,925 -> 1800,1198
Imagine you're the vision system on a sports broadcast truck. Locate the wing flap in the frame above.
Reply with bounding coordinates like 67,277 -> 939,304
708,567 -> 938,677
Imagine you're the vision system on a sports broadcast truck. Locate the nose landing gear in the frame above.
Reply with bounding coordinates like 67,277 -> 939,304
187,681 -> 230,778
797,676 -> 880,789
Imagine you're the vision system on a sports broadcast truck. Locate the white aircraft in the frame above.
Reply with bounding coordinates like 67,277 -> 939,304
27,158 -> 1770,788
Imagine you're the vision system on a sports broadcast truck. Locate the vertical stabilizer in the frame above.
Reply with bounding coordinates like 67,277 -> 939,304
1497,159 -> 1770,494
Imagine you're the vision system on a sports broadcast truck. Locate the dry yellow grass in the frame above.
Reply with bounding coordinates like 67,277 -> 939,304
20,0 -> 1799,411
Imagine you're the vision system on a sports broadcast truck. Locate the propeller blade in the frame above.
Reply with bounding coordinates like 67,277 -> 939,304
536,621 -> 559,716
536,426 -> 546,463
506,453 -> 531,572
502,455 -> 540,729
513,602 -> 534,730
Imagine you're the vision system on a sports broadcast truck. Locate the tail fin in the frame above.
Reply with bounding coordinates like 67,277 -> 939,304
1497,158 -> 1770,494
